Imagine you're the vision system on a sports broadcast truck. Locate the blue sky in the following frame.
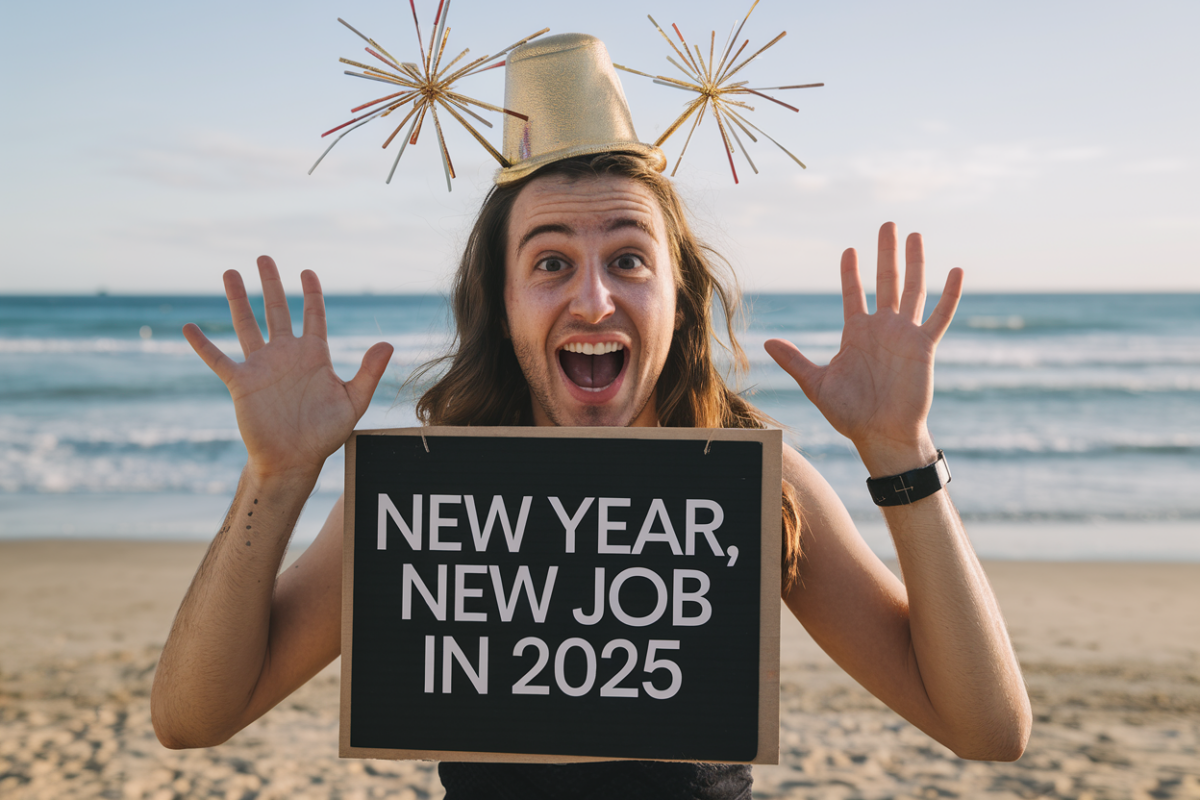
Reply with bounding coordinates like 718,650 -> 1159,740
1,0 -> 1197,294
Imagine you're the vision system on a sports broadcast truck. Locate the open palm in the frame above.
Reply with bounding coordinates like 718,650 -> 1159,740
183,256 -> 393,480
765,223 -> 962,461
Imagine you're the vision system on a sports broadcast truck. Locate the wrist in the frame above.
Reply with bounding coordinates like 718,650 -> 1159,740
243,460 -> 323,495
855,431 -> 938,478
866,450 -> 951,507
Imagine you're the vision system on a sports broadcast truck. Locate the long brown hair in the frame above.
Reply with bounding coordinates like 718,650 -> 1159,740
412,153 -> 801,591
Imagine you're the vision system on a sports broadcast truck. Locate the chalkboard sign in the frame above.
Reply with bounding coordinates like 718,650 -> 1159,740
341,426 -> 781,764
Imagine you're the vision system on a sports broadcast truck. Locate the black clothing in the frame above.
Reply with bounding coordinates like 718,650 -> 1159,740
439,761 -> 753,800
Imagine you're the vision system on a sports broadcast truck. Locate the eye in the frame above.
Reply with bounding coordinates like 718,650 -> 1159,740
612,253 -> 645,271
536,257 -> 568,273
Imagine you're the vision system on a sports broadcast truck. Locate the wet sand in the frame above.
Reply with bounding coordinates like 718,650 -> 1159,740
2,540 -> 1198,799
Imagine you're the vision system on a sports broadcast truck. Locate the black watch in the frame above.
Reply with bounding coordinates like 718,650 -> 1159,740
866,450 -> 951,507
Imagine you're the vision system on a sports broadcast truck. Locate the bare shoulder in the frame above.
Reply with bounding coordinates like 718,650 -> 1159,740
780,442 -> 840,505
779,441 -> 864,538
777,441 -> 907,635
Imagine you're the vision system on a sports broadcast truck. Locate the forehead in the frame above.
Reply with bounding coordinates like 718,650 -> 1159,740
507,174 -> 665,249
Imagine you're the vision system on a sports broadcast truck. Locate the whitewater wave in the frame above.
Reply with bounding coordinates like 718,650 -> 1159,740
0,331 -> 448,362
735,330 -> 1200,369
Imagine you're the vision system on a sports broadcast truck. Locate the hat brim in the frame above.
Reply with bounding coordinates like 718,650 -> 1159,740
495,142 -> 667,186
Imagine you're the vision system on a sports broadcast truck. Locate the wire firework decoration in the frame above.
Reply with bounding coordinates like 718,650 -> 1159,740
309,0 -> 548,190
614,1 -> 822,183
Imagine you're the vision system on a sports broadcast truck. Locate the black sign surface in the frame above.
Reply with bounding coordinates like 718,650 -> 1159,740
341,427 -> 780,764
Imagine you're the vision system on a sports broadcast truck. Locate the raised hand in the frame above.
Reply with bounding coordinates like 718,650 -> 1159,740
764,223 -> 962,475
182,256 -> 394,481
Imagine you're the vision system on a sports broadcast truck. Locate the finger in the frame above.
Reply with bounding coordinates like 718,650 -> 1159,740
764,339 -> 822,403
875,221 -> 900,312
300,270 -> 328,340
898,232 -> 927,324
182,322 -> 237,383
223,270 -> 266,356
344,342 -> 395,416
257,255 -> 294,340
922,267 -> 965,342
840,248 -> 868,321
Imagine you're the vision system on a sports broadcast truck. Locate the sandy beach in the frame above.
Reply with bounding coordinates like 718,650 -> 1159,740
2,540 -> 1198,800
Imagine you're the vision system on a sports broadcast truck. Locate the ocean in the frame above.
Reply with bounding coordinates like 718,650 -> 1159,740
3,293 -> 1198,559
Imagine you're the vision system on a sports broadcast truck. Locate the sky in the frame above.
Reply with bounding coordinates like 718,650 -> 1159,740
1,0 -> 1197,294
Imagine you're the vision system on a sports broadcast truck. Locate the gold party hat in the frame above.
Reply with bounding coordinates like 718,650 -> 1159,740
495,33 -> 666,185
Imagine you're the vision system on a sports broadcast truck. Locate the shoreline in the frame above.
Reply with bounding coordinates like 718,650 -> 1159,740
2,542 -> 1199,799
4,493 -> 1200,562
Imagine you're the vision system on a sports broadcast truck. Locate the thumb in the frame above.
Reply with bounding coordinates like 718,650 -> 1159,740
182,322 -> 236,384
764,338 -> 822,400
345,342 -> 395,415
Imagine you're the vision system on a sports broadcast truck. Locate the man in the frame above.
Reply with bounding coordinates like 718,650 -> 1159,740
152,32 -> 1030,800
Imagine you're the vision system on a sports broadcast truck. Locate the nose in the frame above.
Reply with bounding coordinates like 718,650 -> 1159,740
568,261 -> 616,325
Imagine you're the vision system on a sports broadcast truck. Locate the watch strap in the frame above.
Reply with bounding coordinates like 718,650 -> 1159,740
866,450 -> 951,507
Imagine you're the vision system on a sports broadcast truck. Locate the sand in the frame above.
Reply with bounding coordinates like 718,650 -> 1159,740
2,541 -> 1199,799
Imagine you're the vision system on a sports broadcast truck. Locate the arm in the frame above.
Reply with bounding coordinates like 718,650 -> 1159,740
150,258 -> 392,749
765,223 -> 1031,761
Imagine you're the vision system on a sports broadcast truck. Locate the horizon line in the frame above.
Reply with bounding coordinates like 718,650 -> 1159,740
3,289 -> 1199,298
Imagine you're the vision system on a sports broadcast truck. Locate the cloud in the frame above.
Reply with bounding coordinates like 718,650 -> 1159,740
94,208 -> 465,294
1122,158 -> 1192,175
112,130 -> 495,192
1140,216 -> 1200,231
112,209 -> 455,261
114,132 -> 327,190
841,143 -> 1108,204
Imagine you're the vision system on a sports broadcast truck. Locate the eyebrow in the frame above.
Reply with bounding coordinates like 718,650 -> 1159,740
515,217 -> 657,255
516,223 -> 574,255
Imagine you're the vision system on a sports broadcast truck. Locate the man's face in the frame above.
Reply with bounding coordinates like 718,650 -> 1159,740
504,173 -> 677,427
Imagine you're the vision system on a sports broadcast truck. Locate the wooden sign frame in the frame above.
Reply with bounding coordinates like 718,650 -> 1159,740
341,425 -> 781,764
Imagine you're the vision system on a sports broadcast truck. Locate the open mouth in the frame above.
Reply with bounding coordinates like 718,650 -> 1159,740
558,342 -> 626,391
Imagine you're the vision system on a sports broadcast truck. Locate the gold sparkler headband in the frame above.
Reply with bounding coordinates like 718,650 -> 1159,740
309,1 -> 819,188
308,0 -> 549,191
614,0 -> 823,184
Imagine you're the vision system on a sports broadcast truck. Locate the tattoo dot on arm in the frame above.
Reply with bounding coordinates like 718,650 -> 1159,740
248,511 -> 253,517
246,540 -> 251,546
254,499 -> 258,504
246,525 -> 251,529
